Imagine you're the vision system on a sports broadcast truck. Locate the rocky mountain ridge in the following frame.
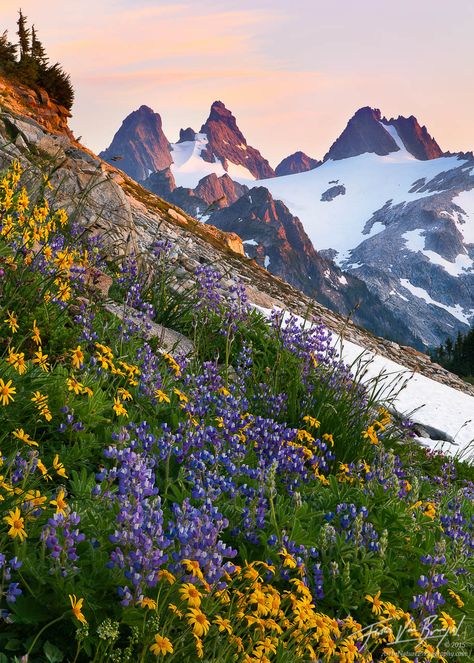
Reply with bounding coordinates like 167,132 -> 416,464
100,101 -> 474,349
323,106 -> 443,161
100,105 -> 172,181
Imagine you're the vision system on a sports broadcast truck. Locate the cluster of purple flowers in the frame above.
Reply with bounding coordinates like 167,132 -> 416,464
411,548 -> 448,622
324,503 -> 380,552
168,498 -> 237,588
0,554 -> 22,620
41,511 -> 85,576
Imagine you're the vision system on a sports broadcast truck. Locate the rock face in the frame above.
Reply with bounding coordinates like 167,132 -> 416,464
177,127 -> 196,143
385,115 -> 443,160
143,170 -> 248,219
100,105 -> 172,181
199,101 -> 275,179
324,107 -> 445,162
321,185 -> 346,202
324,107 -> 400,161
0,76 -> 73,139
209,187 -> 422,345
275,151 -> 320,176
341,159 -> 474,347
194,173 -> 248,208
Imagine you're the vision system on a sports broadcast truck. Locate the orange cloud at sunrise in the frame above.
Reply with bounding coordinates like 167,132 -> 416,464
0,0 -> 473,165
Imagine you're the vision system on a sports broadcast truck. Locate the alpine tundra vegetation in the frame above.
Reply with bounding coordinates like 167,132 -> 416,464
0,158 -> 472,662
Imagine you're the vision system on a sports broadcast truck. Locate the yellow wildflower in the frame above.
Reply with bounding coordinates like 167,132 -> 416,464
113,397 -> 128,418
302,415 -> 320,429
32,348 -> 50,372
278,547 -> 297,569
13,428 -> 38,447
69,595 -> 87,625
150,634 -> 173,656
365,591 -> 383,615
214,615 -> 232,634
154,388 -> 170,404
117,387 -> 132,401
67,377 -> 84,395
7,347 -> 26,375
179,582 -> 202,607
53,455 -> 68,478
448,589 -> 464,608
71,346 -> 84,369
439,611 -> 456,634
4,507 -> 27,541
4,311 -> 19,333
139,597 -> 157,610
31,320 -> 41,346
50,488 -> 68,515
0,379 -> 16,406
187,608 -> 210,637
157,569 -> 176,585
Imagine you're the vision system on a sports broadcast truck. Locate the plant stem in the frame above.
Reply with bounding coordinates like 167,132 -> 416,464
26,612 -> 66,657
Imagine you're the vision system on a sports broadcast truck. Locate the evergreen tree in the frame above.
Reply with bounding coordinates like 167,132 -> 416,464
0,30 -> 18,73
41,63 -> 74,110
31,25 -> 48,68
434,324 -> 474,379
16,9 -> 30,59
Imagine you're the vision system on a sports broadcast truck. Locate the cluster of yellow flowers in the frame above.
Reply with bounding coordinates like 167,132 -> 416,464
136,560 -> 446,662
0,161 -> 89,304
362,408 -> 392,446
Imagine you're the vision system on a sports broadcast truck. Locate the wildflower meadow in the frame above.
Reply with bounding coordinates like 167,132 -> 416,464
0,161 -> 472,662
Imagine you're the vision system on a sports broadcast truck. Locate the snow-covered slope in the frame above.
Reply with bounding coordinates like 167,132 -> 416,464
257,306 -> 474,461
255,145 -> 470,264
169,133 -> 256,189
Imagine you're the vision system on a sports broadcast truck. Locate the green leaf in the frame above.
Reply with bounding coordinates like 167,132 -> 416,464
10,596 -> 50,625
43,641 -> 64,663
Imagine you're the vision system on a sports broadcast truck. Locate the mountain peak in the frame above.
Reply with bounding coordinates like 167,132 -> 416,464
383,114 -> 443,160
100,105 -> 172,181
136,104 -> 155,114
275,151 -> 321,176
199,101 -> 274,179
324,106 -> 399,161
324,106 -> 443,162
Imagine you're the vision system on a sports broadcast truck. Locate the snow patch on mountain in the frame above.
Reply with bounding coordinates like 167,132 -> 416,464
400,278 -> 473,324
256,306 -> 474,460
170,133 -> 255,188
379,122 -> 409,154
403,230 -> 474,276
453,189 -> 474,244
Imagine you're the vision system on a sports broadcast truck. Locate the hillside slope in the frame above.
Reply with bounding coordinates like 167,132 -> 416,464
1,74 -> 473,444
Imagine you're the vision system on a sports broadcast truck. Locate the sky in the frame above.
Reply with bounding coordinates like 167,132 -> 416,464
1,0 -> 473,165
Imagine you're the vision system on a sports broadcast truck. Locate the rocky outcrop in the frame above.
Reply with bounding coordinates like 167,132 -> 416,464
0,75 -> 73,139
324,106 -> 445,162
194,173 -> 247,208
321,185 -> 346,202
275,151 -> 320,176
177,127 -> 196,143
100,105 -> 172,181
385,115 -> 443,160
142,170 -> 249,219
324,107 -> 400,161
199,101 -> 274,179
